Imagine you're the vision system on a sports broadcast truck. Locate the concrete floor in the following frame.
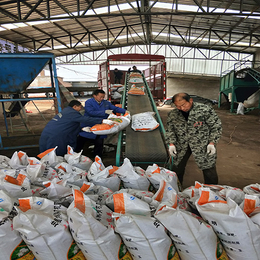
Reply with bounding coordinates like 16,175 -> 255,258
0,101 -> 259,190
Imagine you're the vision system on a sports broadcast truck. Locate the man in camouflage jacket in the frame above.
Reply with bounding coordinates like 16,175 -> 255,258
165,93 -> 222,185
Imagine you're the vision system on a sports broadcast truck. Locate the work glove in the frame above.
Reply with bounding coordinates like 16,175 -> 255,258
105,110 -> 113,114
102,119 -> 114,125
82,127 -> 91,132
168,144 -> 177,157
207,144 -> 216,155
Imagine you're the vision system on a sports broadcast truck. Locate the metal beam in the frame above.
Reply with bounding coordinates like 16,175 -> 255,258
3,11 -> 260,25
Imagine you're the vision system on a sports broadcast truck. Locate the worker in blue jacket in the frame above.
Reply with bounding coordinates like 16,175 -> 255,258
39,100 -> 103,156
75,89 -> 127,158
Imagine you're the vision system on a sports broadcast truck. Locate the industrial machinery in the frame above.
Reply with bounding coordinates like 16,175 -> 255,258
219,61 -> 260,113
116,70 -> 170,168
96,54 -> 170,167
0,53 -> 62,150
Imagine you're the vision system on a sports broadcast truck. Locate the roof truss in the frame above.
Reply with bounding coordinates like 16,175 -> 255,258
0,0 -> 259,57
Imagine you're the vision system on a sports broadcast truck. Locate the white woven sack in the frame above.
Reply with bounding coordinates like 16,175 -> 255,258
115,158 -> 150,190
90,114 -> 130,135
114,213 -> 179,260
13,197 -> 84,260
131,112 -> 159,132
155,205 -> 228,260
67,190 -> 131,260
0,190 -> 35,260
195,187 -> 260,260
128,77 -> 143,83
145,164 -> 179,192
8,151 -> 28,169
65,146 -> 93,171
107,192 -> 151,216
0,155 -> 10,169
243,183 -> 260,196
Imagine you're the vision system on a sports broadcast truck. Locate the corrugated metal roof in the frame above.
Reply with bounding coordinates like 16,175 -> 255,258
0,0 -> 259,57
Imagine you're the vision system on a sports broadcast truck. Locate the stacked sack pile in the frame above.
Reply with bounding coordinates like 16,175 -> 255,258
0,146 -> 260,260
111,84 -> 125,100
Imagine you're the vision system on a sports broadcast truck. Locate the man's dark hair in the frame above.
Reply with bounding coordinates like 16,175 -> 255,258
172,93 -> 191,103
92,89 -> 105,96
68,100 -> 82,107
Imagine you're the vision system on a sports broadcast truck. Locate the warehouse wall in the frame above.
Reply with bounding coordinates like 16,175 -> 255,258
166,73 -> 220,100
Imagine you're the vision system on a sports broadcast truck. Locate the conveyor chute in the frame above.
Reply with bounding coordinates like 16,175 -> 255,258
116,73 -> 169,167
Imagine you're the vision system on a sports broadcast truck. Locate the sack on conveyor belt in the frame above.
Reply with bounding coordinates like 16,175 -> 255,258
195,187 -> 260,260
127,84 -> 145,95
13,197 -> 86,260
128,77 -> 143,83
0,190 -> 36,260
67,189 -> 132,260
131,112 -> 159,131
129,72 -> 142,78
87,113 -> 130,135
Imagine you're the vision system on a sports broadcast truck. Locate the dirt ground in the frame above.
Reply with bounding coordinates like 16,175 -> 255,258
158,105 -> 260,189
0,100 -> 259,190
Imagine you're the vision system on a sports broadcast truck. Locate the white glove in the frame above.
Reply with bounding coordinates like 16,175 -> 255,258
102,119 -> 114,125
82,127 -> 91,132
105,110 -> 113,114
207,144 -> 216,155
168,145 -> 177,157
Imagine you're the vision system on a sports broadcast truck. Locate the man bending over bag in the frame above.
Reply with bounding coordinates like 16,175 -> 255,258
39,100 -> 103,156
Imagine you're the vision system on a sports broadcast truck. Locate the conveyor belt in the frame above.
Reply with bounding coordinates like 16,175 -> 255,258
124,79 -> 168,164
